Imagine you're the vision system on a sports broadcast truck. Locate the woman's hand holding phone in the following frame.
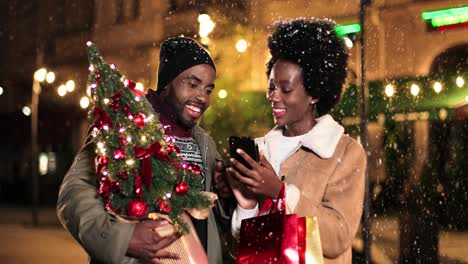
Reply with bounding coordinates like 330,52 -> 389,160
228,148 -> 283,200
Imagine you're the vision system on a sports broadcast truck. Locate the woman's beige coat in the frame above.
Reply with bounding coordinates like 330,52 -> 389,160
256,116 -> 366,264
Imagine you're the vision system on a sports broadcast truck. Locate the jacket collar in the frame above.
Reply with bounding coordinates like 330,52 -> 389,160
263,114 -> 344,159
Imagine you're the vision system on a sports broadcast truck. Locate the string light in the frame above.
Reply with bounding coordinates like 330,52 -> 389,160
80,96 -> 90,109
218,89 -> 227,99
235,39 -> 248,53
145,115 -> 154,122
136,82 -> 144,92
456,76 -> 464,88
198,13 -> 215,38
410,84 -> 420,96
100,148 -> 107,154
433,81 -> 442,93
343,37 -> 354,48
103,98 -> 110,104
126,159 -> 135,166
45,72 -> 56,84
58,85 -> 67,97
34,68 -> 47,82
66,80 -> 75,92
385,84 -> 395,97
22,106 -> 31,116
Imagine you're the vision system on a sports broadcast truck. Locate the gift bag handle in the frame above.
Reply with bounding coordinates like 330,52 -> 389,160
258,183 -> 286,216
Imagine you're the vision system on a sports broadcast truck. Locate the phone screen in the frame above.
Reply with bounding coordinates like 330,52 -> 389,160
228,136 -> 259,169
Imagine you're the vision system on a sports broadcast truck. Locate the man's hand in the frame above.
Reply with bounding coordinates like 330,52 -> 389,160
127,219 -> 180,264
214,160 -> 232,198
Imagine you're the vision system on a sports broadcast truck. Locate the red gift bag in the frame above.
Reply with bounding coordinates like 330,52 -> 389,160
236,185 -> 323,264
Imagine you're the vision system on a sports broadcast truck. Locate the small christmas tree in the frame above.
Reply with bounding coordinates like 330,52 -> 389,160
86,42 -> 212,233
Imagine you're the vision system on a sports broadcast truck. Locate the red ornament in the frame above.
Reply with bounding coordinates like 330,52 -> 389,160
125,80 -> 146,97
190,163 -> 202,175
113,149 -> 126,160
157,198 -> 171,213
99,155 -> 109,166
95,71 -> 101,80
175,181 -> 189,195
111,181 -> 121,192
126,80 -> 136,90
117,171 -> 128,180
98,176 -> 111,198
93,106 -> 113,130
95,155 -> 108,175
127,199 -> 148,218
109,101 -> 120,113
166,144 -> 175,154
105,200 -> 116,213
134,171 -> 143,198
134,113 -> 145,128
112,90 -> 122,101
123,103 -> 130,113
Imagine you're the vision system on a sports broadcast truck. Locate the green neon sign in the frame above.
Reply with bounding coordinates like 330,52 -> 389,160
422,6 -> 468,20
335,24 -> 361,37
431,12 -> 468,27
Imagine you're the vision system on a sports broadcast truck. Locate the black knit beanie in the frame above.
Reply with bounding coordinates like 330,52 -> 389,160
156,36 -> 216,93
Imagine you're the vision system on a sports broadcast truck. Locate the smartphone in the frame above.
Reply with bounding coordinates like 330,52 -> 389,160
228,136 -> 259,169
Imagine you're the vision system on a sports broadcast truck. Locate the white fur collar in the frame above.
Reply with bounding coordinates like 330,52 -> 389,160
259,114 -> 344,159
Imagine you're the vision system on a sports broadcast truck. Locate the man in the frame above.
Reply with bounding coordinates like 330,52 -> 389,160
57,36 -> 232,264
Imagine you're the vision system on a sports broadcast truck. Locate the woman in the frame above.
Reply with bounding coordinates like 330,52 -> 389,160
227,18 -> 366,263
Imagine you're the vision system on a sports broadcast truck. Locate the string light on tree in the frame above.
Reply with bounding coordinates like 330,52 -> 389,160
433,81 -> 442,93
136,82 -> 145,92
385,84 -> 395,97
410,83 -> 420,96
86,42 -> 213,232
456,76 -> 464,88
